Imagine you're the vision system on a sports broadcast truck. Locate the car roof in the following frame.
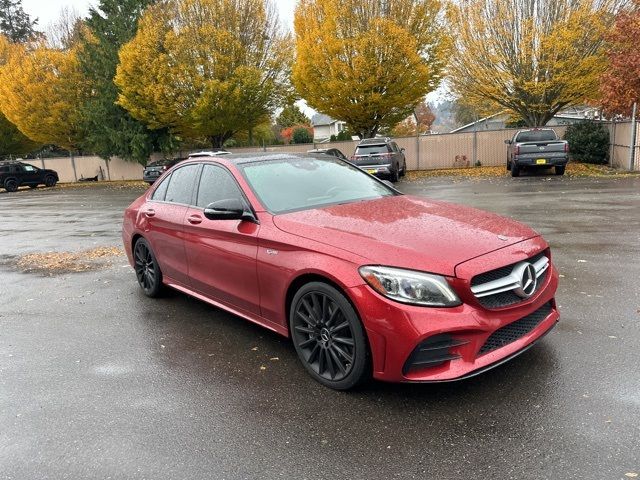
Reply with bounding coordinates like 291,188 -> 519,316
358,137 -> 391,146
188,150 -> 231,158
179,152 -> 340,166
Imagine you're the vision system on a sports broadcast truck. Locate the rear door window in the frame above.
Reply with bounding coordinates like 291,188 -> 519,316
151,174 -> 171,201
164,164 -> 200,205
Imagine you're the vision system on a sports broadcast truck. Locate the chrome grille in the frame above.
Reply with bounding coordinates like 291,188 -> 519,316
471,252 -> 549,309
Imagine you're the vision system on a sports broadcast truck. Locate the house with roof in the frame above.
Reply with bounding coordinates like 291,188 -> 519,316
311,113 -> 347,142
450,106 -> 604,133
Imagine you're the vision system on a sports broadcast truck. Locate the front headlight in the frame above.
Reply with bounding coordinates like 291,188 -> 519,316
359,266 -> 461,307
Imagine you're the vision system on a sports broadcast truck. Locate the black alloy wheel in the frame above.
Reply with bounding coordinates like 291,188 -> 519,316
4,179 -> 18,192
44,175 -> 57,187
134,238 -> 163,297
290,282 -> 369,390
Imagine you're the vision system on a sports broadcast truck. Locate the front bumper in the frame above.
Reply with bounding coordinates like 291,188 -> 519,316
347,251 -> 559,383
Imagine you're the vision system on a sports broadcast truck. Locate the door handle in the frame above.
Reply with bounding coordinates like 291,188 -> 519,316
187,214 -> 202,225
144,208 -> 155,217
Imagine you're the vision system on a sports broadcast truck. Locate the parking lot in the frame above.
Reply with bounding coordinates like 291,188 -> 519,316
1,174 -> 639,479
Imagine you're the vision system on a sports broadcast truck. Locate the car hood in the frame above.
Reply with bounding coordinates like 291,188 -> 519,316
272,195 -> 539,277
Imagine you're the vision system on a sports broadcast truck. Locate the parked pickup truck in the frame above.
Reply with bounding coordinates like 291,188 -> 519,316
505,128 -> 569,177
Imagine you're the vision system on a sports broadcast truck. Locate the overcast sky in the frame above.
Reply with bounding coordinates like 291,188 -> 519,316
22,0 -> 296,31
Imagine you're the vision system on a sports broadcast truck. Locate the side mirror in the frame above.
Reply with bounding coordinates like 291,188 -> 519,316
400,148 -> 405,153
204,198 -> 250,221
504,139 -> 512,144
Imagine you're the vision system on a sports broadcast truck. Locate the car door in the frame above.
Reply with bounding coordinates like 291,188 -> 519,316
182,163 -> 261,315
20,164 -> 40,185
143,164 -> 200,286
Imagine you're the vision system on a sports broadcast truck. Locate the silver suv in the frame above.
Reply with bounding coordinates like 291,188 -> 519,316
350,138 -> 407,182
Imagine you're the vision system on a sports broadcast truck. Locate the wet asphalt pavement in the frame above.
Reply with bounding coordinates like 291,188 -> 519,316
1,174 -> 639,479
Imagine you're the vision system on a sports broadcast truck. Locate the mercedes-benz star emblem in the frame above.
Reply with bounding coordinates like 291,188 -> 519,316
513,263 -> 537,298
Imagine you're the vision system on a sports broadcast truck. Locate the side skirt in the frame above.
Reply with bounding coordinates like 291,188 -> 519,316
163,276 -> 289,338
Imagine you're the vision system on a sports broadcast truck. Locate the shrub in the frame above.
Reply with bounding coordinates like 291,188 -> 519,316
564,121 -> 609,164
292,127 -> 313,144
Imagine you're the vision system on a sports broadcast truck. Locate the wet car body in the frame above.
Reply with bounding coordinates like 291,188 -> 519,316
123,153 -> 559,388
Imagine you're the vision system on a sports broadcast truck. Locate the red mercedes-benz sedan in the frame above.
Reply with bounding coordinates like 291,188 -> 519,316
123,153 -> 559,390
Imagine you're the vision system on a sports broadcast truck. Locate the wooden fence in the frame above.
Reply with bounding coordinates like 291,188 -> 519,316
22,122 -> 640,183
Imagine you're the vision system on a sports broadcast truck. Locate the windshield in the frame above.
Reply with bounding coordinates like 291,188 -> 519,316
355,145 -> 389,155
515,130 -> 557,142
240,156 -> 397,214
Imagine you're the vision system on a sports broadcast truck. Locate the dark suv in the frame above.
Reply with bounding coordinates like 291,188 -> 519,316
350,138 -> 407,182
0,161 -> 59,192
143,158 -> 186,184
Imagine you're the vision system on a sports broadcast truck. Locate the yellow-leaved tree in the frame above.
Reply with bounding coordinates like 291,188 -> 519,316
0,38 -> 87,150
115,0 -> 292,148
0,35 -> 40,157
293,0 -> 449,138
448,0 -> 622,126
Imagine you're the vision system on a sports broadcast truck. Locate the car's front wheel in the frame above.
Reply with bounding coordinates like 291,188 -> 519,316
555,166 -> 565,176
133,238 -> 164,297
511,164 -> 520,177
290,282 -> 369,390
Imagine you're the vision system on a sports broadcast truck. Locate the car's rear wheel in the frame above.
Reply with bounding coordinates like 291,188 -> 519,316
399,160 -> 407,177
389,165 -> 400,183
4,179 -> 18,192
134,238 -> 163,298
555,166 -> 565,176
290,282 -> 369,390
44,175 -> 57,187
511,165 -> 520,177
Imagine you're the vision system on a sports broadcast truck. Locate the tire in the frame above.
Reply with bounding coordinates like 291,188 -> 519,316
511,165 -> 520,177
507,160 -> 511,171
289,282 -> 370,390
4,178 -> 18,192
133,238 -> 164,298
44,175 -> 57,187
555,166 -> 565,176
389,165 -> 400,183
399,160 -> 407,177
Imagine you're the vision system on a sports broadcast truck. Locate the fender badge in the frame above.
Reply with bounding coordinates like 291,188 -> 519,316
497,235 -> 509,241
266,249 -> 279,255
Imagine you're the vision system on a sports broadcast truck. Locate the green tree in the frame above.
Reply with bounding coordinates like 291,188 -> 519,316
276,104 -> 310,128
564,122 -> 610,164
78,0 -> 175,164
0,111 -> 39,158
292,126 -> 312,144
115,0 -> 292,148
0,0 -> 37,43
293,0 -> 450,139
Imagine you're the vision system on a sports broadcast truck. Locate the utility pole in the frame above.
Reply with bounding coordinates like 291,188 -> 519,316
630,102 -> 637,172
